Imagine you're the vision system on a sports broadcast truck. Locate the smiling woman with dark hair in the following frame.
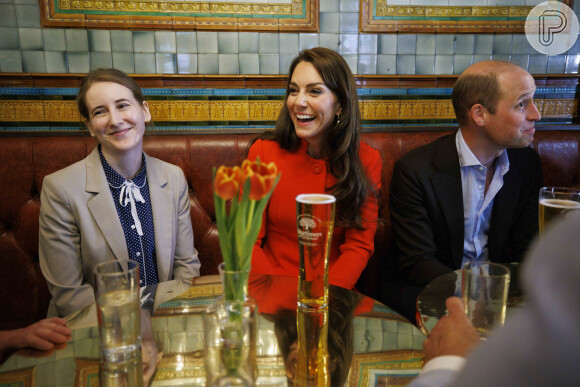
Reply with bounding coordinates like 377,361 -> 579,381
248,48 -> 382,289
39,68 -> 200,317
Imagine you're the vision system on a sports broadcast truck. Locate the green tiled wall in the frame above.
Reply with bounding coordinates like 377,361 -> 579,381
0,0 -> 579,75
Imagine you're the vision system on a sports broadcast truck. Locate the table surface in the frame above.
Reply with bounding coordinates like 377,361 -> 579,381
416,263 -> 523,336
0,275 -> 425,387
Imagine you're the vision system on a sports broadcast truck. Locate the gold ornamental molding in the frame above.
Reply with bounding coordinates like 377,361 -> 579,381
59,0 -> 296,15
361,0 -> 574,33
40,0 -> 318,31
1,99 -> 577,123
348,350 -> 424,387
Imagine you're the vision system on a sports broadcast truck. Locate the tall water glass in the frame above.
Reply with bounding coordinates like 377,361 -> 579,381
94,260 -> 143,386
538,187 -> 580,235
295,193 -> 335,386
461,262 -> 510,338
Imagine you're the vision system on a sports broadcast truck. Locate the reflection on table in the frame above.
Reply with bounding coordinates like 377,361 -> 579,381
417,263 -> 523,336
1,275 -> 425,386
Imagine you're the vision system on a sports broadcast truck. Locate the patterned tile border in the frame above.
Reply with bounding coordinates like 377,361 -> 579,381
360,0 -> 575,33
1,98 -> 576,125
1,74 -> 577,130
40,0 -> 318,32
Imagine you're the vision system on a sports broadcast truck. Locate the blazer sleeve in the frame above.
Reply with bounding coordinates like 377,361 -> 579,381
389,158 -> 454,286
39,174 -> 95,317
329,145 -> 382,289
171,167 -> 201,281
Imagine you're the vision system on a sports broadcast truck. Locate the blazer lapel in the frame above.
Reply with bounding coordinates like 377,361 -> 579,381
85,148 -> 129,262
146,154 -> 174,282
430,135 -> 465,268
488,150 -> 520,258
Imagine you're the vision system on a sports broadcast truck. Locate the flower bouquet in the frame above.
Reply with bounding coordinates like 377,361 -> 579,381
213,158 -> 280,302
203,158 -> 280,386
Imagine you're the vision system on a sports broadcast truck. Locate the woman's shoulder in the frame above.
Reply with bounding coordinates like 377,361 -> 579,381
145,154 -> 186,181
248,138 -> 283,160
359,141 -> 382,165
45,153 -> 92,184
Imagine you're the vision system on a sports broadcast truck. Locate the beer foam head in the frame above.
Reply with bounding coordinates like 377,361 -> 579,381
539,198 -> 580,208
296,194 -> 336,204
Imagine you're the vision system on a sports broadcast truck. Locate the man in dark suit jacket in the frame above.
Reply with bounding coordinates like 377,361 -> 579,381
381,61 -> 543,322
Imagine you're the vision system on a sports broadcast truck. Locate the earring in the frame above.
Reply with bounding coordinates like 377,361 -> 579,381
336,114 -> 341,126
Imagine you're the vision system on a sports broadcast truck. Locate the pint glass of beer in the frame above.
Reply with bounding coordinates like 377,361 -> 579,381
295,194 -> 335,387
296,193 -> 336,310
539,187 -> 580,235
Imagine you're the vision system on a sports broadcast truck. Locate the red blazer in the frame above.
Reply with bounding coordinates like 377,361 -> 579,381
248,139 -> 382,289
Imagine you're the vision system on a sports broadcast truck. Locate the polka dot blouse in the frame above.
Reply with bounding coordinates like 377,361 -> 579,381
99,146 -> 159,287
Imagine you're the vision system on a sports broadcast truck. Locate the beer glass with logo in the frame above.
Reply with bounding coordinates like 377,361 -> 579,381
295,193 -> 335,386
539,187 -> 580,235
94,259 -> 143,386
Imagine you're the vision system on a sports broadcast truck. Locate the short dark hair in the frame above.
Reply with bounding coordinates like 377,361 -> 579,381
452,72 -> 500,125
76,68 -> 146,121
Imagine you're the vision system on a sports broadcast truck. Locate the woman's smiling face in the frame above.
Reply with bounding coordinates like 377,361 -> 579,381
286,61 -> 342,157
84,81 -> 151,158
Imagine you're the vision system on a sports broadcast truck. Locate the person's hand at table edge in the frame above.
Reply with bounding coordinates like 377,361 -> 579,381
0,317 -> 72,360
423,297 -> 481,364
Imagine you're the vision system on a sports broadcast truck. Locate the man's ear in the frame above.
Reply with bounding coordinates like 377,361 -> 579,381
470,104 -> 487,127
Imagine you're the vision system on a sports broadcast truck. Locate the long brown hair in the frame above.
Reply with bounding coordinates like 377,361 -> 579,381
255,47 -> 375,228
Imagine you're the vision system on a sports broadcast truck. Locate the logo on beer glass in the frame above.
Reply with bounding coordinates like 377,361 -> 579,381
297,214 -> 324,246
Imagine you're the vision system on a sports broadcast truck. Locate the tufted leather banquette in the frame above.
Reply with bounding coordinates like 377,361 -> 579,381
1,130 -> 579,330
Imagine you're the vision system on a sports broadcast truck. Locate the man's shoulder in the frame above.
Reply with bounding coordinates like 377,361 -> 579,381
398,133 -> 455,164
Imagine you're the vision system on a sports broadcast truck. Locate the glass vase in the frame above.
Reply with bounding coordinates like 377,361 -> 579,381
219,263 -> 250,303
203,296 -> 258,387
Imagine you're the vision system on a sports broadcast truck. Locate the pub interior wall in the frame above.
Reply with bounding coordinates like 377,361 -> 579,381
1,0 -> 580,76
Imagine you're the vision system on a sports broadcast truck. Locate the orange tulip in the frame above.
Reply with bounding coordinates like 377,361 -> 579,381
214,165 -> 244,200
241,159 -> 278,201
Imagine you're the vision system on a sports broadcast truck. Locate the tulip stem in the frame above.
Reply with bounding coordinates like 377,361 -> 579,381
246,200 -> 255,233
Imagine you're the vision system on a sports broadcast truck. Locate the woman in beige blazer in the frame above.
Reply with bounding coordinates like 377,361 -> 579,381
39,69 -> 200,317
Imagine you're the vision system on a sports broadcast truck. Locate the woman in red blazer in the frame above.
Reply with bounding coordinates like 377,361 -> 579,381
247,47 -> 382,289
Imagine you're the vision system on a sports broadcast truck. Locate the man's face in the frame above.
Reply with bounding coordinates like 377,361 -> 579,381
481,68 -> 541,151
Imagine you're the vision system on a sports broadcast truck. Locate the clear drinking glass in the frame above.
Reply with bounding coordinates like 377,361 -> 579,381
94,259 -> 143,386
296,193 -> 336,310
295,193 -> 335,386
538,186 -> 580,235
461,261 -> 510,338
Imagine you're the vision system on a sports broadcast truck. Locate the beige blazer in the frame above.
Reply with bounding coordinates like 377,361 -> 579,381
39,147 -> 200,317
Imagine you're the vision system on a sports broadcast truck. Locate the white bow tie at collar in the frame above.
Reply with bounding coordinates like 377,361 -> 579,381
119,180 -> 146,236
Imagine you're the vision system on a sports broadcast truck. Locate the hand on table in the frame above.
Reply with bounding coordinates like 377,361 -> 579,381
140,309 -> 162,386
1,317 -> 71,352
142,338 -> 161,386
422,297 -> 481,363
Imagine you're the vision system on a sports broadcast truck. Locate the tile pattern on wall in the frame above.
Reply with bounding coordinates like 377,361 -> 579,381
0,0 -> 579,75
1,73 -> 577,131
